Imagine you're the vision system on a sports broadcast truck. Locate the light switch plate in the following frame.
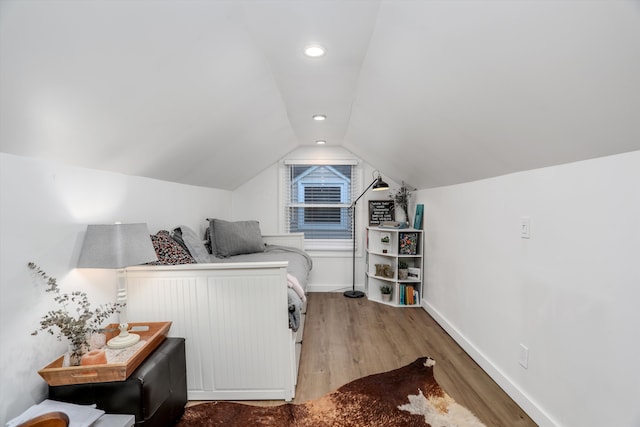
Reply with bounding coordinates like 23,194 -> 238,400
520,217 -> 531,239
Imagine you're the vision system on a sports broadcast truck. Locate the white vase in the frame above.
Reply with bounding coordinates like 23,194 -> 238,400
396,208 -> 410,227
381,293 -> 392,302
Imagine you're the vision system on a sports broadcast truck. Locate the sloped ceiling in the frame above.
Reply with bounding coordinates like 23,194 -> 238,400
1,1 -> 639,190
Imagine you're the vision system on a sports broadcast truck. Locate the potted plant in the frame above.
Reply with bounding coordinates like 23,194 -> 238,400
389,182 -> 413,226
29,262 -> 122,366
380,284 -> 393,302
398,260 -> 409,280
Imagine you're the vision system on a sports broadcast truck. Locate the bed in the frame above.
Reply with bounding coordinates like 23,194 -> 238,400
124,219 -> 311,401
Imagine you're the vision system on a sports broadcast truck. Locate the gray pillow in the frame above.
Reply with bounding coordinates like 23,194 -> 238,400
172,225 -> 211,263
170,228 -> 191,254
211,219 -> 265,257
206,219 -> 217,256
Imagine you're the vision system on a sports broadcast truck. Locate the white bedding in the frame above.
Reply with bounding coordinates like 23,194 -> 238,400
207,245 -> 312,288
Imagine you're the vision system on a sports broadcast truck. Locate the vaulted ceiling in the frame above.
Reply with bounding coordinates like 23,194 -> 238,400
2,1 -> 639,190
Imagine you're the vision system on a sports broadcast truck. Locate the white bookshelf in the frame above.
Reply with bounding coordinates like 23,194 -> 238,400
365,226 -> 424,307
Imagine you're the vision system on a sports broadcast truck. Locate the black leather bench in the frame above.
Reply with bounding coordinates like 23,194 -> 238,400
49,337 -> 187,427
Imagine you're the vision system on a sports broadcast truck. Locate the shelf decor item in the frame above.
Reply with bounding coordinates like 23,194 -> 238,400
399,232 -> 419,255
398,260 -> 409,279
380,284 -> 393,302
383,265 -> 394,278
413,204 -> 424,230
346,171 -> 389,299
368,200 -> 395,226
389,182 -> 413,227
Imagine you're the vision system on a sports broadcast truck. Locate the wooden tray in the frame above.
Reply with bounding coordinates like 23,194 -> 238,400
38,321 -> 171,386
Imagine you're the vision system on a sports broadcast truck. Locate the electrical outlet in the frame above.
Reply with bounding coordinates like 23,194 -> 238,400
519,343 -> 529,369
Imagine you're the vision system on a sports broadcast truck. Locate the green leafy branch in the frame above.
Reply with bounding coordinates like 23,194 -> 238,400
28,262 -> 123,360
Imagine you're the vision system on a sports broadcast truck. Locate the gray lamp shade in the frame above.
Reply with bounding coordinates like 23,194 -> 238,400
77,223 -> 158,269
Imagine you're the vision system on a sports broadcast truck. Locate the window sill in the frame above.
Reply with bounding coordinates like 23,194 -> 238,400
304,240 -> 362,258
306,249 -> 362,258
304,239 -> 352,252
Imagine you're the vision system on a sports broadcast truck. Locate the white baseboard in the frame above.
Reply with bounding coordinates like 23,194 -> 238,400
421,300 -> 560,427
307,283 -> 364,293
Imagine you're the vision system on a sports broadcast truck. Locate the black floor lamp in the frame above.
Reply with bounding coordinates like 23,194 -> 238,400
344,170 -> 389,298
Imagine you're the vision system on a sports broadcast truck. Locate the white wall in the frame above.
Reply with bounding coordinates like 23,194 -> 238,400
0,153 -> 231,424
8,147 -> 636,426
233,145 -> 400,292
418,150 -> 640,427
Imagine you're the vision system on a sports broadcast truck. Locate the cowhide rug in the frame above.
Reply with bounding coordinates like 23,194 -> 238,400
177,357 -> 486,427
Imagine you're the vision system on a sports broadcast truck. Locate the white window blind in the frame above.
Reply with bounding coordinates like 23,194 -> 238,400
281,161 -> 361,251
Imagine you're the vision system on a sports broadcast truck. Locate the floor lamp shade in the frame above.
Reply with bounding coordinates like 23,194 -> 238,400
345,171 -> 389,298
77,223 -> 157,348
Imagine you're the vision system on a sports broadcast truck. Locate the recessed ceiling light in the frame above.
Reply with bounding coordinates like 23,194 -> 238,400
312,114 -> 326,121
304,45 -> 326,57
316,140 -> 326,145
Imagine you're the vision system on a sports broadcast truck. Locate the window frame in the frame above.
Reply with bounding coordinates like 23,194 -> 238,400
280,159 -> 361,253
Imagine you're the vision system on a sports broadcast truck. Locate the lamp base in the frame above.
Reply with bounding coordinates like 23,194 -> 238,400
344,290 -> 365,298
107,332 -> 140,349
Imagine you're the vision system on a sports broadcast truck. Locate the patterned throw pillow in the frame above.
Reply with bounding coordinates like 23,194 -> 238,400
148,230 -> 196,265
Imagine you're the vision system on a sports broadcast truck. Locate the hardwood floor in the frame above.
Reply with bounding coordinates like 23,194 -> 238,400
189,293 -> 538,427
296,293 -> 536,426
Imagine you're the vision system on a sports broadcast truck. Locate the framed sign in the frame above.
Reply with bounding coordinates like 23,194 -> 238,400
368,200 -> 395,226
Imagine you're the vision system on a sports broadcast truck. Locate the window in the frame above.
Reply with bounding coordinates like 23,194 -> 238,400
282,161 -> 360,251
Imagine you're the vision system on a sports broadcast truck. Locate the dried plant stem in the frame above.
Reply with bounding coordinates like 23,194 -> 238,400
28,262 -> 122,364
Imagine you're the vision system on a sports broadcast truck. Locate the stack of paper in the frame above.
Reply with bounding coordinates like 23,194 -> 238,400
6,399 -> 104,427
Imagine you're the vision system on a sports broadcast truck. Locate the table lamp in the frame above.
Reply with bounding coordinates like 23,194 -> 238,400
77,223 -> 157,348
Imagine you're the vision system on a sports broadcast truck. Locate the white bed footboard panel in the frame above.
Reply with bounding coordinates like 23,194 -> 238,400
125,262 -> 296,401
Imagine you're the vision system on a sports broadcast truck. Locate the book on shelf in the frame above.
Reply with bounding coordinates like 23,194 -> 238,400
413,204 -> 424,230
378,221 -> 408,229
398,284 -> 417,305
399,232 -> 419,255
